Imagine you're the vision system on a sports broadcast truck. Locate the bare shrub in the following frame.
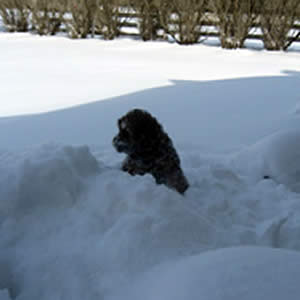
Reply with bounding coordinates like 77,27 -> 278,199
0,0 -> 30,32
95,0 -> 129,40
66,0 -> 97,38
258,0 -> 300,51
130,0 -> 161,41
158,0 -> 207,45
30,0 -> 66,35
209,0 -> 257,49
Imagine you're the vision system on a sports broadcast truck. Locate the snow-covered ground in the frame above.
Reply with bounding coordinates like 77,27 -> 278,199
1,32 -> 300,300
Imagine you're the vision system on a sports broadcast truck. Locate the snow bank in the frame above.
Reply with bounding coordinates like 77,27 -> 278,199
0,144 -> 101,299
0,290 -> 10,300
234,129 -> 300,192
0,143 -> 217,299
1,34 -> 299,118
0,144 -> 100,217
1,134 -> 300,299
109,247 -> 300,300
1,34 -> 300,300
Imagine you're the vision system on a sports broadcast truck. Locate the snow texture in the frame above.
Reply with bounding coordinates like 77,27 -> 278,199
109,247 -> 300,300
0,33 -> 300,299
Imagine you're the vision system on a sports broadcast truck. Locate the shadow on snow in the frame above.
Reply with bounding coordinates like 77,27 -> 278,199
1,71 -> 300,152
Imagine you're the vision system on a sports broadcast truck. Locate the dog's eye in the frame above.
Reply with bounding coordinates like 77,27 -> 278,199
122,128 -> 130,138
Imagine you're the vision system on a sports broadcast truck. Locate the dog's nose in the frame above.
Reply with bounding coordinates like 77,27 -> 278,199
113,135 -> 127,152
112,135 -> 119,148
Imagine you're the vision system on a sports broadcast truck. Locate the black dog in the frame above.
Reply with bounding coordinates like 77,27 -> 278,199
112,109 -> 189,194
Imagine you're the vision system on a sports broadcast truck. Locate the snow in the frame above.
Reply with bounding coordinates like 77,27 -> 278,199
1,33 -> 299,118
234,129 -> 300,192
108,247 -> 300,300
0,32 -> 300,300
0,290 -> 10,300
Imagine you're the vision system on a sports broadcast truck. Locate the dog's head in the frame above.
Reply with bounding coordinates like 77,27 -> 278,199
112,109 -> 164,156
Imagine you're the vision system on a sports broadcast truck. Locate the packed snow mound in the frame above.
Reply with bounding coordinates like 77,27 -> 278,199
0,144 -> 217,300
0,144 -> 100,218
1,135 -> 300,299
234,129 -> 300,192
0,290 -> 10,300
110,246 -> 300,300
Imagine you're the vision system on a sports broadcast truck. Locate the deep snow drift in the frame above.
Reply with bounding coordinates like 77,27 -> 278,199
2,129 -> 300,300
109,247 -> 300,300
1,33 -> 300,300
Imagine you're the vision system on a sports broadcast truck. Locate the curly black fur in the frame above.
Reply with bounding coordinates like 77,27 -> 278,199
112,109 -> 189,194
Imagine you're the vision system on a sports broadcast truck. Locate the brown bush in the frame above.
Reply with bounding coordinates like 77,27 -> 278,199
95,0 -> 129,40
130,0 -> 161,41
30,0 -> 66,35
0,0 -> 31,32
158,0 -> 207,45
209,0 -> 257,49
258,0 -> 300,51
66,0 -> 97,38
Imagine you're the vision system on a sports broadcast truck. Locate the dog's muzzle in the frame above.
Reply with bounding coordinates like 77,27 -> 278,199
113,135 -> 128,153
